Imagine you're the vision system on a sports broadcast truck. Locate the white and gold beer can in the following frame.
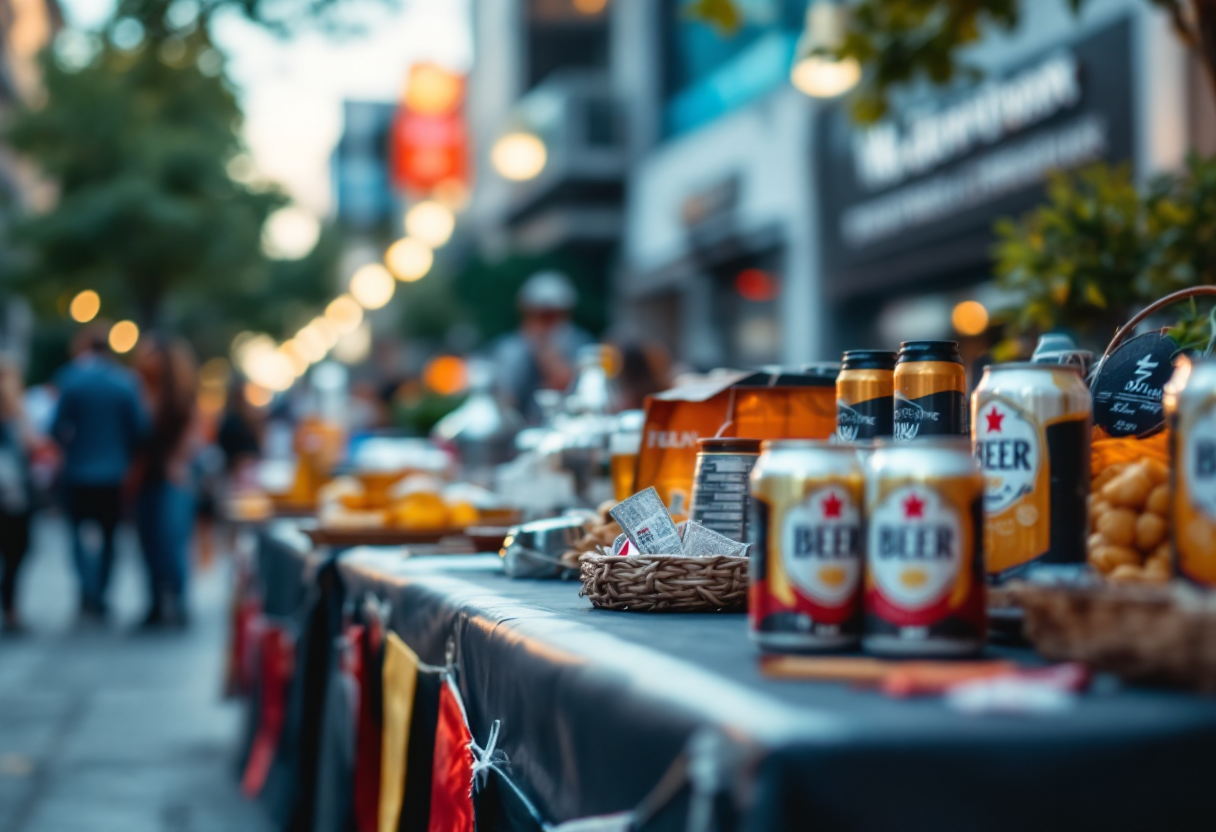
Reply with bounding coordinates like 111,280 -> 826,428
863,439 -> 986,657
972,363 -> 1092,584
748,441 -> 864,651
1172,358 -> 1216,586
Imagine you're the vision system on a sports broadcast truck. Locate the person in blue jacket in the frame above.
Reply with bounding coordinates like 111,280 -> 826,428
52,327 -> 148,620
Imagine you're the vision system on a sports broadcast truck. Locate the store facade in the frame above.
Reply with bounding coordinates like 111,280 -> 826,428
619,0 -> 1197,369
816,0 -> 1194,358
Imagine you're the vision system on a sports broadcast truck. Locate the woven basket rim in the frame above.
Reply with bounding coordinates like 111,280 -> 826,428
579,552 -> 747,563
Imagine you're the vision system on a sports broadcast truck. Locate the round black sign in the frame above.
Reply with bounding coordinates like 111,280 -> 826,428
1091,330 -> 1178,437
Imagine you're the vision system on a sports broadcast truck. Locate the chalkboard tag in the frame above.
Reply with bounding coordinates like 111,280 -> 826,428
1091,330 -> 1177,437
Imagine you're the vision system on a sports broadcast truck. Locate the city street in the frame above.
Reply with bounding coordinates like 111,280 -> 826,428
0,516 -> 270,832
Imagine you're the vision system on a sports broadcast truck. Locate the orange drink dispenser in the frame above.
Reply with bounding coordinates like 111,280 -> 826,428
284,415 -> 345,508
634,366 -> 838,521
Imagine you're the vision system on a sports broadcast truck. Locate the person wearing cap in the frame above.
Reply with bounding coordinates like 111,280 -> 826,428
493,271 -> 593,423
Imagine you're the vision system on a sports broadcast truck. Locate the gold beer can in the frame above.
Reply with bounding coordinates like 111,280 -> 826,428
748,441 -> 864,651
836,350 -> 896,441
972,363 -> 1092,583
1172,358 -> 1216,586
894,341 -> 968,440
863,439 -> 986,657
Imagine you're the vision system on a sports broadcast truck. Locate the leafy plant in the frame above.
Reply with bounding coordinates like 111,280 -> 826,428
2,0 -> 341,353
994,157 -> 1216,349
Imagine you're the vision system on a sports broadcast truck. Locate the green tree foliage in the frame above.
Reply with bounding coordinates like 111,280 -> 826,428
994,157 -> 1216,347
3,0 -> 337,353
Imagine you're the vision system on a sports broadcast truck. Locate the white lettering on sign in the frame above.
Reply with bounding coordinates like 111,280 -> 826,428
842,114 -> 1106,249
853,52 -> 1081,192
646,430 -> 700,450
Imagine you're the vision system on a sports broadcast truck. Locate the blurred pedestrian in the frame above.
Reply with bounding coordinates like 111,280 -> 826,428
134,337 -> 199,628
217,377 -> 262,479
52,326 -> 148,620
616,341 -> 674,411
493,271 -> 593,423
0,355 -> 36,633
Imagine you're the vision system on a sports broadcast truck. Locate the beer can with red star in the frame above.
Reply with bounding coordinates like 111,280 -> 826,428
863,439 -> 986,656
748,441 -> 864,651
972,363 -> 1091,585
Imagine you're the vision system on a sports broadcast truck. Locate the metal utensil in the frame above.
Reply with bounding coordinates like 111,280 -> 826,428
500,514 -> 586,579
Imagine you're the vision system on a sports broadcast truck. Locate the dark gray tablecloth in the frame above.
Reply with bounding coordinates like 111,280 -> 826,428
258,524 -> 1216,832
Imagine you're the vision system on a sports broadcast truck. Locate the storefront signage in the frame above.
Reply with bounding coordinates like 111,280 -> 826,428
817,18 -> 1134,297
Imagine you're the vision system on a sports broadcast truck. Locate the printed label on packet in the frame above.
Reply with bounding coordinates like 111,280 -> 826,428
610,487 -> 684,554
680,520 -> 746,557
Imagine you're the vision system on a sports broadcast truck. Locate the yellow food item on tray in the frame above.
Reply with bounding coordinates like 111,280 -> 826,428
1087,453 -> 1171,583
389,491 -> 450,530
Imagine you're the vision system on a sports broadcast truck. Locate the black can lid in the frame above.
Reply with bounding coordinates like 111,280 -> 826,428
897,340 -> 962,364
698,437 -> 762,454
841,350 -> 897,371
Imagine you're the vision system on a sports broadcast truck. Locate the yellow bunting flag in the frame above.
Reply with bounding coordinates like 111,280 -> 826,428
379,631 -> 420,832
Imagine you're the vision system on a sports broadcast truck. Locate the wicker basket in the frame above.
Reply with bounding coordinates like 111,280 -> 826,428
1010,581 -> 1216,691
578,553 -> 748,612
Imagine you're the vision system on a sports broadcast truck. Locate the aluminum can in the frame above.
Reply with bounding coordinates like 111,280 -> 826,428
863,439 -> 986,656
894,341 -> 968,440
748,440 -> 864,651
689,437 -> 762,544
1172,358 -> 1216,586
836,350 -> 896,441
972,363 -> 1092,584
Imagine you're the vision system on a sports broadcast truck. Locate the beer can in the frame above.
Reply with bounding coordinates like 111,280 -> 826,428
748,440 -> 864,651
894,341 -> 969,440
836,350 -> 896,441
972,363 -> 1091,584
863,439 -> 986,656
689,437 -> 761,544
1172,358 -> 1216,586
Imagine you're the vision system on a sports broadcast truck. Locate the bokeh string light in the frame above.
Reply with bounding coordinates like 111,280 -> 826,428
69,290 -> 101,323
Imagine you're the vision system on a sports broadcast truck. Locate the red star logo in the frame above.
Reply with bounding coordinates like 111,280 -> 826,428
822,492 -> 843,519
903,494 -> 925,519
985,406 -> 1005,433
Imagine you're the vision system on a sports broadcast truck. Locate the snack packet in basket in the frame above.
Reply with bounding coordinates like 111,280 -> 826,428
680,520 -> 747,558
609,487 -> 683,555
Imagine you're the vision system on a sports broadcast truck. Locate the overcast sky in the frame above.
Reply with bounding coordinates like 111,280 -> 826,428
58,0 -> 473,217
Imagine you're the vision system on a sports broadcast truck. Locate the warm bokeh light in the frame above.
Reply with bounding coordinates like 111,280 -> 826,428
262,205 -> 321,260
424,354 -> 468,396
349,263 -> 396,310
491,132 -> 547,181
69,290 -> 100,323
404,63 -> 464,116
279,340 -> 309,377
235,334 -> 294,392
385,237 -> 434,282
952,300 -> 990,336
735,269 -> 779,302
405,200 -> 455,248
791,55 -> 861,98
333,322 -> 372,365
294,324 -> 328,363
573,0 -> 609,13
108,320 -> 140,354
325,295 -> 364,335
311,316 -> 339,348
244,382 -> 273,408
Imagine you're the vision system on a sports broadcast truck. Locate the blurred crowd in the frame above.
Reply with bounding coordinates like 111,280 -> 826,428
0,270 -> 672,635
0,325 -> 264,634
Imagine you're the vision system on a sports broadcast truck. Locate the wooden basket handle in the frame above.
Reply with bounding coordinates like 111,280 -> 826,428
1099,286 -> 1216,366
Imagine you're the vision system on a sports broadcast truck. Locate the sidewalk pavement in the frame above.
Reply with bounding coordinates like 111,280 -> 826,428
0,514 -> 272,832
